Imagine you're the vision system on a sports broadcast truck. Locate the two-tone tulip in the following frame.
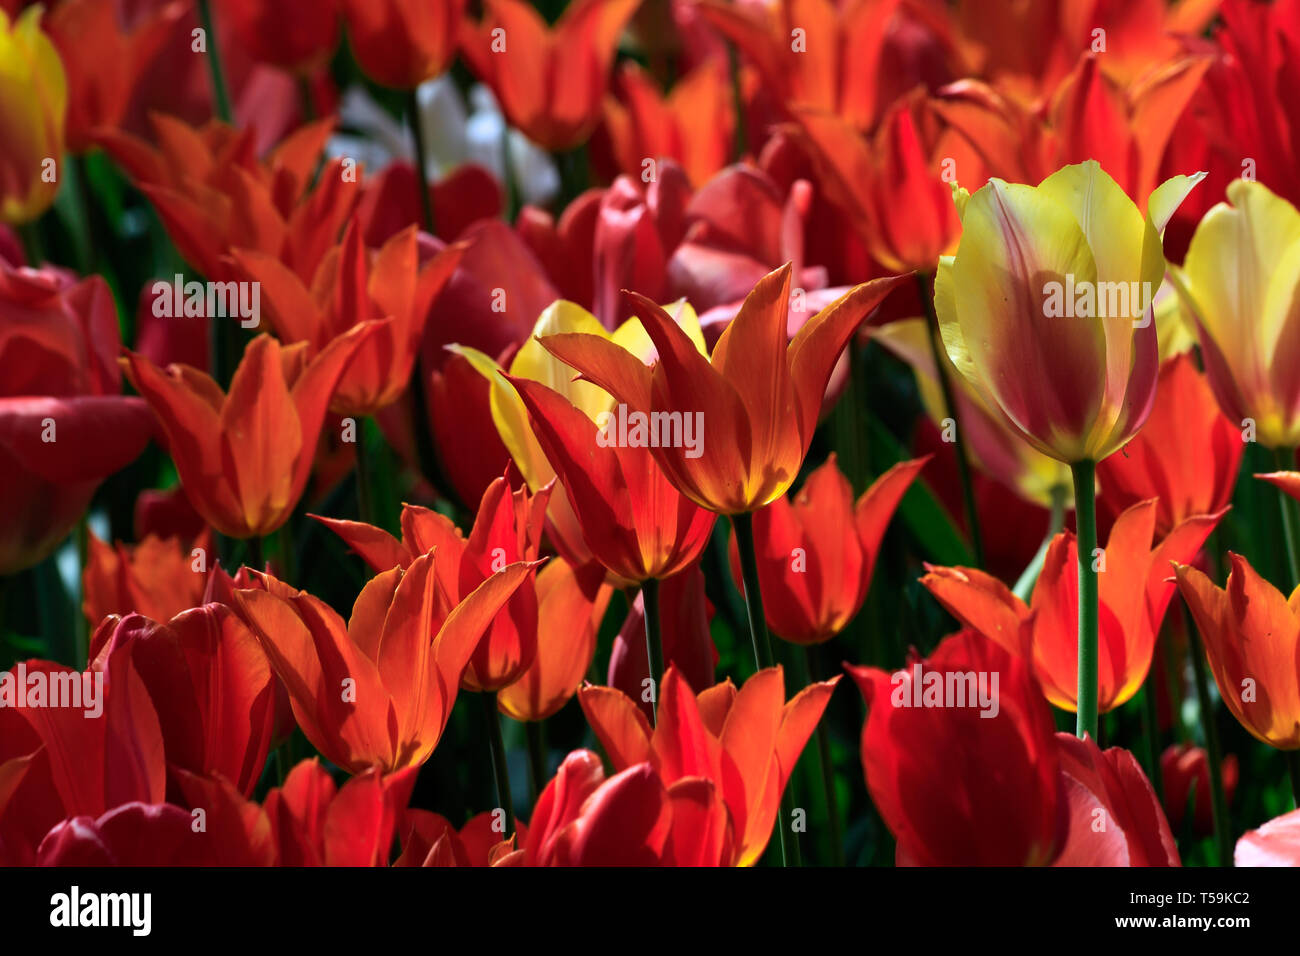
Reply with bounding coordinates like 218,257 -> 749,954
0,6 -> 64,225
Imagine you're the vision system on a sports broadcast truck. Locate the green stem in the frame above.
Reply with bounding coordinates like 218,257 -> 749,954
354,420 -> 375,524
1141,671 -> 1164,807
1287,750 -> 1300,811
482,691 -> 515,837
1273,447 -> 1300,587
196,0 -> 233,123
730,512 -> 775,671
1012,483 -> 1068,601
525,720 -> 546,805
1071,459 -> 1098,740
918,272 -> 983,567
246,534 -> 263,572
1185,604 -> 1233,866
74,519 -> 88,669
642,577 -> 664,726
805,646 -> 844,866
17,221 -> 43,266
731,512 -> 798,866
727,42 -> 747,160
405,89 -> 437,235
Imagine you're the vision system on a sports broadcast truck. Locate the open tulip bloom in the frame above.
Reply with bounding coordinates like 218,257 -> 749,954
11,0 -> 1300,891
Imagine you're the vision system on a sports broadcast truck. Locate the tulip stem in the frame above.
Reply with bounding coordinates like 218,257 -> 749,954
500,124 -> 520,222
1140,671 -> 1163,807
727,42 -> 747,160
1013,483 -> 1068,601
17,222 -> 43,266
642,577 -> 664,726
1184,603 -> 1233,865
405,90 -> 437,236
196,0 -> 233,124
482,691 -> 516,837
731,512 -> 775,671
804,646 -> 845,866
917,272 -> 983,567
354,421 -> 376,525
731,512 -> 797,867
1273,447 -> 1300,587
1287,751 -> 1300,810
1071,459 -> 1099,740
525,720 -> 546,805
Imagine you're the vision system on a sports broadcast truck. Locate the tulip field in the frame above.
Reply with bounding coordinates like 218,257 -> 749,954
3,0 -> 1300,896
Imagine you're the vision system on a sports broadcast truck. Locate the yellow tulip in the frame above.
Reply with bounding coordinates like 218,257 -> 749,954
935,160 -> 1202,465
0,6 -> 66,226
1170,179 -> 1300,449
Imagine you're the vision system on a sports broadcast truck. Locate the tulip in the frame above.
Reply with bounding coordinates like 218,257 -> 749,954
1235,808 -> 1300,867
0,266 -> 154,575
397,808 -> 529,866
579,666 -> 836,866
122,329 -> 378,539
82,530 -> 213,626
460,0 -> 639,151
541,265 -> 906,514
1097,354 -> 1243,537
1161,743 -> 1239,837
0,6 -> 64,225
497,558 -> 612,723
847,630 -> 1065,866
37,803 -> 237,867
234,224 -> 463,416
1052,732 -> 1180,866
313,474 -> 551,693
235,552 -> 535,775
728,453 -> 927,645
936,159 -> 1203,738
96,115 -> 354,283
507,373 -> 716,586
872,317 -> 1072,509
510,749 -> 733,866
454,297 -> 710,570
1175,555 -> 1300,786
89,607 -> 277,797
342,0 -> 464,90
226,0 -> 340,75
426,351 -> 514,508
600,60 -> 733,188
44,0 -> 174,153
924,499 -> 1222,714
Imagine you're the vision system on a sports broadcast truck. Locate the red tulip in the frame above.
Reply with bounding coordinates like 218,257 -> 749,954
0,264 -> 154,574
82,529 -> 212,626
343,0 -> 464,90
728,453 -> 927,644
1160,743 -> 1239,837
226,0 -> 341,75
396,808 -> 528,866
847,630 -> 1064,866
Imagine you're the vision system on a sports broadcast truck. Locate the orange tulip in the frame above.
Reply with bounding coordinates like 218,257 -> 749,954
235,223 -> 462,416
313,473 -> 552,692
728,453 -> 927,644
923,499 -> 1222,713
579,666 -> 837,865
44,0 -> 174,152
1097,354 -> 1243,537
696,0 -> 957,132
1175,554 -> 1300,751
507,374 -> 715,585
82,529 -> 213,626
540,264 -> 909,513
461,0 -> 639,151
235,553 -> 536,775
343,0 -> 464,90
788,91 -> 973,272
96,116 -> 354,283
122,329 -> 379,539
498,558 -> 612,722
600,59 -> 733,188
